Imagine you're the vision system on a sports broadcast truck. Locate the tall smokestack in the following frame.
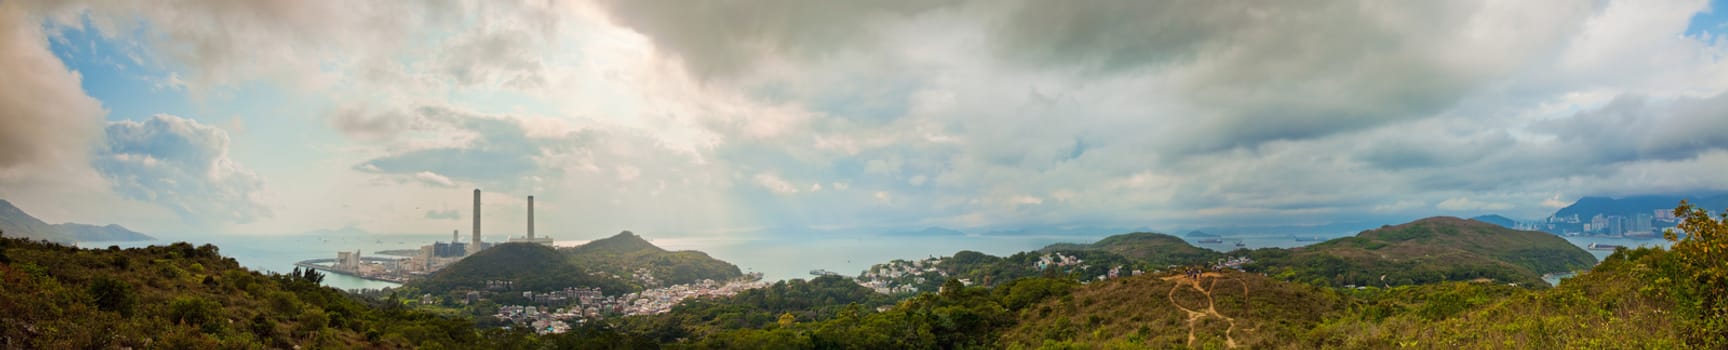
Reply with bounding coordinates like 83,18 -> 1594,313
472,189 -> 482,254
453,229 -> 458,243
527,196 -> 535,239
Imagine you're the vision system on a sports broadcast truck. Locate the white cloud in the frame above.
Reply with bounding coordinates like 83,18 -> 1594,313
754,173 -> 799,194
94,115 -> 272,224
9,0 -> 1728,235
1436,197 -> 1513,212
414,171 -> 456,188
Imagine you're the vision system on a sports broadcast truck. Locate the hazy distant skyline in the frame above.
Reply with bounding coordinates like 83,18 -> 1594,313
2,1 -> 1727,238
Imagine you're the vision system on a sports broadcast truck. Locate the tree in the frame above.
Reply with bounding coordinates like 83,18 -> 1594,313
168,296 -> 224,333
777,312 -> 796,327
88,277 -> 137,317
1665,200 -> 1728,346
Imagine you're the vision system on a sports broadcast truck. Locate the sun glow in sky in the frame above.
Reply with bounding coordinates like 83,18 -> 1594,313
3,1 -> 1728,239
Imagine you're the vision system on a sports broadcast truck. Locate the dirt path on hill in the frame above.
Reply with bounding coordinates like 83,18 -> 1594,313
1161,272 -> 1251,348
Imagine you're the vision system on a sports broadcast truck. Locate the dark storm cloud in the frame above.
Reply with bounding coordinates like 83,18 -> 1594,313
591,0 -> 958,79
352,107 -> 549,187
1541,93 -> 1728,163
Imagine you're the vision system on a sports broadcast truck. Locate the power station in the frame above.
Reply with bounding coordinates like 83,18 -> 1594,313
509,194 -> 555,246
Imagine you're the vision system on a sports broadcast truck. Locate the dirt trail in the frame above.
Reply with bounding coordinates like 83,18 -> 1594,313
1160,272 -> 1251,348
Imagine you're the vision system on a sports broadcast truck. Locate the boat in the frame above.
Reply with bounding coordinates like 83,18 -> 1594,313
1587,243 -> 1624,251
1198,238 -> 1224,244
1292,235 -> 1323,242
1234,240 -> 1246,248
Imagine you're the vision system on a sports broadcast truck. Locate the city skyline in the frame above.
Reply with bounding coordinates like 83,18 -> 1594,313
2,1 -> 1728,240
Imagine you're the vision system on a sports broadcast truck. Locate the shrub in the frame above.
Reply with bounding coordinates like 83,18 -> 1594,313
88,277 -> 137,317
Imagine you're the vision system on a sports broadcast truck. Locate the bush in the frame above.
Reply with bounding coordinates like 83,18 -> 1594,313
168,296 -> 223,333
88,277 -> 137,317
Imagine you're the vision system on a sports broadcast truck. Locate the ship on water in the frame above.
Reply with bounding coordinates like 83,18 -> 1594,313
1587,242 -> 1624,251
1198,238 -> 1224,244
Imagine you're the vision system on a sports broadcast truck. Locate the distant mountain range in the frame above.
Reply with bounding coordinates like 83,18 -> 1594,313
1184,230 -> 1220,238
1470,214 -> 1518,228
1552,194 -> 1728,219
0,199 -> 152,243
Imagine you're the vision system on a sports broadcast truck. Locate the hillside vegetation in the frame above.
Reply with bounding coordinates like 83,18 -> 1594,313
564,231 -> 743,286
412,231 -> 742,296
0,235 -> 525,348
1245,217 -> 1596,287
5,206 -> 1723,349
413,243 -> 632,295
1042,232 -> 1223,267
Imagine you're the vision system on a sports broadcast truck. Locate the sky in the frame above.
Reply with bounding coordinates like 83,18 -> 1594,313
1,0 -> 1727,240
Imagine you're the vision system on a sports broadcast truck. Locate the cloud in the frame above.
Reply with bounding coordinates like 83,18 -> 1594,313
351,106 -> 547,188
93,114 -> 271,223
1436,197 -> 1513,212
0,4 -> 103,179
1540,93 -> 1728,163
424,209 -> 460,220
414,171 -> 456,188
754,173 -> 800,194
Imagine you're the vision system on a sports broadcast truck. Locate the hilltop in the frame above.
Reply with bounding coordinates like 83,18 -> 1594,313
1469,214 -> 1518,229
1185,230 -> 1221,238
0,199 -> 153,243
52,223 -> 153,242
414,242 -> 632,295
414,231 -> 741,294
1042,232 -> 1223,267
564,231 -> 743,286
1246,216 -> 1595,287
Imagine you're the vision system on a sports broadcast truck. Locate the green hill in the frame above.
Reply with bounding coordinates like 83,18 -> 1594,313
1469,214 -> 1518,228
54,223 -> 154,242
1042,231 -> 1223,267
1001,270 -> 1349,348
564,231 -> 742,287
0,200 -> 155,243
414,242 -> 632,295
0,199 -> 71,243
1247,216 -> 1596,287
0,236 -> 521,348
413,231 -> 741,295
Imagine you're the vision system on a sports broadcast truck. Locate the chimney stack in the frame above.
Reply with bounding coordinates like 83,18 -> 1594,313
527,196 -> 535,239
471,189 -> 482,254
452,229 -> 458,243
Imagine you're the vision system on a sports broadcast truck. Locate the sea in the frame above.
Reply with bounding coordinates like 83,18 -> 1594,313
76,231 -> 1673,291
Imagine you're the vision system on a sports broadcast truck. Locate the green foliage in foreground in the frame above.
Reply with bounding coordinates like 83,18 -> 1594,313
0,237 -> 525,349
5,204 -> 1726,349
1244,216 -> 1597,288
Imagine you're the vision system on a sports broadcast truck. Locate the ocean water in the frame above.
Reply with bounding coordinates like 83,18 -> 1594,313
76,231 -> 1665,290
76,233 -> 454,291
